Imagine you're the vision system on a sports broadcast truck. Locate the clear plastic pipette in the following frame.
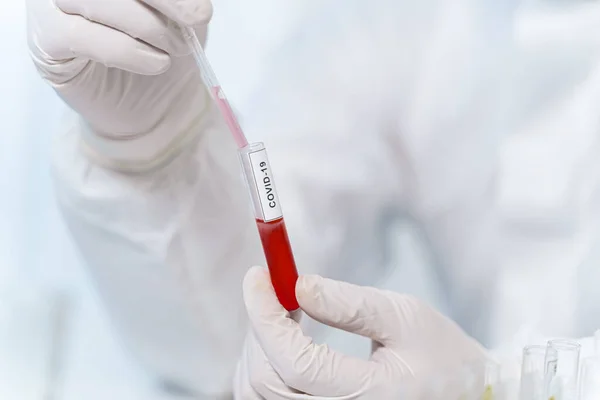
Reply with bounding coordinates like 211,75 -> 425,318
180,26 -> 248,149
180,26 -> 300,311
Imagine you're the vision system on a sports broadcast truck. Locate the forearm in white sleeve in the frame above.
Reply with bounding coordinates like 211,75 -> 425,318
51,99 -> 263,397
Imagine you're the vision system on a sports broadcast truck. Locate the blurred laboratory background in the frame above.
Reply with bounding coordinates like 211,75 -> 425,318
2,0 -> 600,398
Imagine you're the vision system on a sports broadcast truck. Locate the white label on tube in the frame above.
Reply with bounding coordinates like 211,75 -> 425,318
248,148 -> 283,222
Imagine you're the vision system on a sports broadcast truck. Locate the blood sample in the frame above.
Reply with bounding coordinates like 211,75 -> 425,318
240,143 -> 300,311
255,218 -> 299,311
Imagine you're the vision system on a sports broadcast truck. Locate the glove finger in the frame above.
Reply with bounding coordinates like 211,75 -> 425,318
296,275 -> 404,346
245,330 -> 306,400
140,0 -> 213,27
65,16 -> 171,75
243,267 -> 379,397
55,0 -> 188,56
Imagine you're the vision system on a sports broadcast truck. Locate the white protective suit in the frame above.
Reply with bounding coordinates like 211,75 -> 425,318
28,0 -> 600,396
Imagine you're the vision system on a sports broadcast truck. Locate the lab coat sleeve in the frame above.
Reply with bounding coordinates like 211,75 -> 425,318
51,104 -> 264,397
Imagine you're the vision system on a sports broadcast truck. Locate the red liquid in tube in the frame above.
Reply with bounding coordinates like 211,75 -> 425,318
240,142 -> 298,311
256,217 -> 299,311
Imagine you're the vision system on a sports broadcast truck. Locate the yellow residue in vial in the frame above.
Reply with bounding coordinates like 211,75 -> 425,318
481,385 -> 493,400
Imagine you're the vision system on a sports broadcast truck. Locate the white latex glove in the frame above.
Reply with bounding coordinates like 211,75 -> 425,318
234,267 -> 490,399
26,0 -> 213,170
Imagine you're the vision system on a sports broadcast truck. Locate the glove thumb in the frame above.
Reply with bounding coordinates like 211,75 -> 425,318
296,275 -> 402,346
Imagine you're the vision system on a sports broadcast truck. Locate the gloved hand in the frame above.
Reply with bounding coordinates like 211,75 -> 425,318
26,0 -> 213,169
234,266 -> 490,399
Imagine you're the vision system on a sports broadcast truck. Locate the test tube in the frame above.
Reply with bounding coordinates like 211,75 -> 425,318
546,339 -> 581,400
579,357 -> 600,400
519,345 -> 558,400
463,359 -> 501,400
180,26 -> 300,311
483,361 -> 501,400
239,143 -> 300,311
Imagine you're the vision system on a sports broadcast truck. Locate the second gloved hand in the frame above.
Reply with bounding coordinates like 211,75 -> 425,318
235,267 -> 490,399
26,0 -> 214,169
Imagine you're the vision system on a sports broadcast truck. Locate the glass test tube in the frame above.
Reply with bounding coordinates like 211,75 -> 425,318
519,345 -> 558,400
462,359 -> 501,400
483,361 -> 501,400
239,143 -> 300,311
180,25 -> 300,311
579,357 -> 600,400
546,339 -> 581,400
